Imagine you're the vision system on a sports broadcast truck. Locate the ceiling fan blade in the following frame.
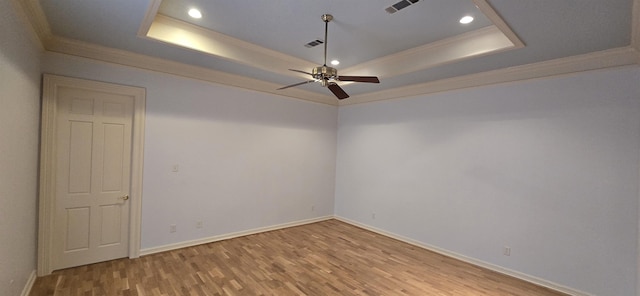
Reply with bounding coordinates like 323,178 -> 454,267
288,69 -> 313,76
337,76 -> 380,83
277,80 -> 316,90
327,82 -> 349,100
282,15 -> 375,99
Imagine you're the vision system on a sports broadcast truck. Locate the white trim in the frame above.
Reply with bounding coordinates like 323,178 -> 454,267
142,11 -> 519,82
137,0 -> 161,38
334,216 -> 592,296
20,270 -> 37,296
139,214 -> 592,295
46,37 -> 338,106
341,46 -> 639,105
37,74 -> 146,275
140,216 -> 333,256
472,0 -> 524,48
10,0 -> 52,46
37,76 -> 57,276
44,38 -> 636,107
340,25 -> 518,79
8,0 -> 46,50
145,14 -> 318,79
13,0 -> 640,106
128,86 -> 146,259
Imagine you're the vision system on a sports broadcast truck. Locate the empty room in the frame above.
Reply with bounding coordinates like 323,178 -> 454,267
2,0 -> 640,295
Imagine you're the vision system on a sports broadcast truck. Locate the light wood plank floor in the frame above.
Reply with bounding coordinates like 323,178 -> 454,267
31,219 -> 567,295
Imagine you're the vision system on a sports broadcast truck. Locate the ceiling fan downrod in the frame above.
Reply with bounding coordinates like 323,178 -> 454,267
276,13 -> 379,100
313,14 -> 337,83
321,14 -> 332,67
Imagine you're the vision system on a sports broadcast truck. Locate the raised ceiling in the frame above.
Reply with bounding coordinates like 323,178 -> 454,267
16,0 -> 640,105
157,0 -> 494,68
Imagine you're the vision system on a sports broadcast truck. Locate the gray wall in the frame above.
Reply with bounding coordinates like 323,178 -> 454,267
0,0 -> 42,295
335,66 -> 640,296
42,52 -> 339,251
5,0 -> 640,293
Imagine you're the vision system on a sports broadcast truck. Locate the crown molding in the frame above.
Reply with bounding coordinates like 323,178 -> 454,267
145,14 -> 318,79
46,36 -> 337,106
13,0 -> 639,107
9,0 -> 51,49
141,0 -> 521,82
473,0 -> 524,48
340,25 -> 518,79
137,0 -> 162,38
37,35 -> 640,109
341,46 -> 639,106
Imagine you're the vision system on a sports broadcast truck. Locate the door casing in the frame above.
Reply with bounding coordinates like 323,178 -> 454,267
38,74 -> 146,276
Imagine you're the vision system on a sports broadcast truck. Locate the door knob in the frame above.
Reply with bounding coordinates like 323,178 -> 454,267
120,195 -> 129,201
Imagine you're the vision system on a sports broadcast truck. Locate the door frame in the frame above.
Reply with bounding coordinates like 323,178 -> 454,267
37,74 -> 146,276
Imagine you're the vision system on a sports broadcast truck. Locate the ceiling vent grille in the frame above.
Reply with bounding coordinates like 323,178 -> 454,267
385,0 -> 420,14
304,39 -> 324,48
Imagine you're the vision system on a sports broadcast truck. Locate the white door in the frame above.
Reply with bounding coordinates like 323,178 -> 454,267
52,86 -> 134,270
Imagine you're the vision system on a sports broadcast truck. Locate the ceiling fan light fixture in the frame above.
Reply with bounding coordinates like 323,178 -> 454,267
188,8 -> 202,19
277,14 -> 380,100
459,15 -> 474,24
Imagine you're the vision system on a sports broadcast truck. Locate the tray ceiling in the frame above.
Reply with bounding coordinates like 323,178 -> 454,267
14,0 -> 640,105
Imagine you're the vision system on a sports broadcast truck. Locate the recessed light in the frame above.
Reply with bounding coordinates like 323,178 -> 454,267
188,8 -> 202,19
459,15 -> 474,24
330,60 -> 340,66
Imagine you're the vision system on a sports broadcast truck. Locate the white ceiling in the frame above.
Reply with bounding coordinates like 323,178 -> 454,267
24,0 -> 639,104
157,0 -> 493,68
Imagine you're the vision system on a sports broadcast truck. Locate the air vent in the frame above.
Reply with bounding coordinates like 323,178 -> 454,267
304,39 -> 324,48
385,0 -> 420,14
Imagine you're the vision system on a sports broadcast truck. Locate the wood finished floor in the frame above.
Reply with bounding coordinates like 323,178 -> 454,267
31,219 -> 568,296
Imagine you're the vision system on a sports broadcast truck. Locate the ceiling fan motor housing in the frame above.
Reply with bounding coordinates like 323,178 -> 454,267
312,66 -> 338,81
277,13 -> 378,98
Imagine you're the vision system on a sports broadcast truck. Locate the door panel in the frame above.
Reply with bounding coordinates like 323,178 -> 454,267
67,121 -> 93,193
65,207 -> 90,251
53,86 -> 134,270
99,205 -> 121,246
102,124 -> 125,191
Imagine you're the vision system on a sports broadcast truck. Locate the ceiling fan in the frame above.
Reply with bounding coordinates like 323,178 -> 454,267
277,14 -> 380,100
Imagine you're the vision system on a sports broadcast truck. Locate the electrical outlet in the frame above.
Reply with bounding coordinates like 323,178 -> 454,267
170,224 -> 177,233
196,221 -> 203,229
503,246 -> 511,256
372,212 -> 376,219
311,205 -> 315,212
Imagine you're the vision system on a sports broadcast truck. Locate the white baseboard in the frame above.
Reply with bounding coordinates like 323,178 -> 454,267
140,215 -> 334,256
139,215 -> 592,295
20,270 -> 36,296
334,216 -> 592,296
